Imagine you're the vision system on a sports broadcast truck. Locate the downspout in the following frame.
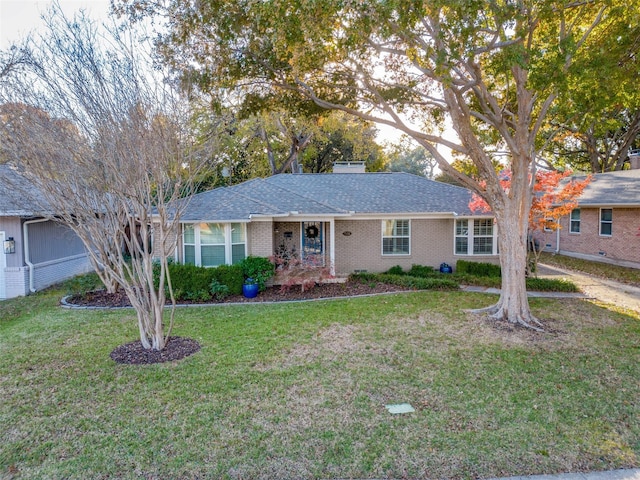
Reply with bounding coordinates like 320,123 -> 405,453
555,225 -> 560,254
23,218 -> 48,293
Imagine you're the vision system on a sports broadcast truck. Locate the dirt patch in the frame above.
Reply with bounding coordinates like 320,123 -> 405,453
110,336 -> 201,364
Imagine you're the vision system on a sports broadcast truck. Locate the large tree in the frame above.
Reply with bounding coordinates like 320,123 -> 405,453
0,5 -> 214,350
539,13 -> 640,172
115,0 -> 629,328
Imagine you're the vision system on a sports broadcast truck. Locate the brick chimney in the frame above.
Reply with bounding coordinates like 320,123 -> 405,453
333,161 -> 366,173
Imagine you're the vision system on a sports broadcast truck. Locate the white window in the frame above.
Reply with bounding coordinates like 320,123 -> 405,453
570,209 -> 581,233
600,208 -> 612,236
183,223 -> 246,267
382,220 -> 410,255
455,218 -> 498,255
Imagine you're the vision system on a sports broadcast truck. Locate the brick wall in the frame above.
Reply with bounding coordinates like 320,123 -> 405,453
334,218 -> 498,274
248,221 -> 274,257
2,254 -> 93,299
554,207 -> 640,266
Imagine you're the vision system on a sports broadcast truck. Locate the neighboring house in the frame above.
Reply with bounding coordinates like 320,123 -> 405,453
0,165 -> 92,299
541,169 -> 640,269
171,167 -> 499,276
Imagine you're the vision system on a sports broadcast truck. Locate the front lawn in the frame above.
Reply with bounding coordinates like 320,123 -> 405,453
0,287 -> 638,479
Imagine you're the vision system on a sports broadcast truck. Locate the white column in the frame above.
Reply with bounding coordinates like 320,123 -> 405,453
329,219 -> 336,276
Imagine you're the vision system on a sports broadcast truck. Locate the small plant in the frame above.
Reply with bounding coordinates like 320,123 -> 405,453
241,256 -> 275,291
210,279 -> 230,300
386,265 -> 405,275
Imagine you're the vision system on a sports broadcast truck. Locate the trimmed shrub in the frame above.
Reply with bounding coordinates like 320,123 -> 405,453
212,264 -> 244,295
456,259 -> 502,278
166,263 -> 216,301
350,272 -> 459,291
407,264 -> 438,278
525,277 -> 579,292
386,265 -> 405,276
241,256 -> 275,291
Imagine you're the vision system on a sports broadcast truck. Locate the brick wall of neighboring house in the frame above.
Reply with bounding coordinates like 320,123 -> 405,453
545,207 -> 640,266
247,221 -> 274,258
4,267 -> 29,298
30,254 -> 93,291
2,255 -> 91,299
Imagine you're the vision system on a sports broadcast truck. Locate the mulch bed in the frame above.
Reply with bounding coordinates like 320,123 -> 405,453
110,336 -> 201,365
66,280 -> 408,308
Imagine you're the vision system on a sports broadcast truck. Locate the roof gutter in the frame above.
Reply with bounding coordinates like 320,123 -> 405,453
23,218 -> 48,293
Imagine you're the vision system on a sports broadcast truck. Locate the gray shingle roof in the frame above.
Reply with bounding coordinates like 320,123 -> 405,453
574,170 -> 640,207
183,172 -> 479,221
0,164 -> 49,216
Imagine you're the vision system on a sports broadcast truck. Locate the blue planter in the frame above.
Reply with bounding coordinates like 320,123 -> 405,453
439,263 -> 453,274
242,283 -> 259,298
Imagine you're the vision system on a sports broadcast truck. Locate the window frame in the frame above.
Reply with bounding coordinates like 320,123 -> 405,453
182,222 -> 247,267
454,218 -> 498,256
599,208 -> 613,237
381,219 -> 411,256
569,208 -> 581,234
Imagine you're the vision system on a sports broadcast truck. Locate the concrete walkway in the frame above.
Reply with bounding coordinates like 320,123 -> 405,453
537,263 -> 640,314
460,263 -> 640,315
487,468 -> 640,480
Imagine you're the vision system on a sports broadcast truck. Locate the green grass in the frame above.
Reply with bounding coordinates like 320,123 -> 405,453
539,252 -> 640,287
1,285 -> 639,479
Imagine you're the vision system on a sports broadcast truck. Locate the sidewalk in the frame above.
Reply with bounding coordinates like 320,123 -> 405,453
487,468 -> 640,480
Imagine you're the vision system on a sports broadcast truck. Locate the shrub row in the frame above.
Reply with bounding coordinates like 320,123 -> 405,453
351,272 -> 459,291
455,259 -> 502,278
386,264 -> 440,278
154,256 -> 275,302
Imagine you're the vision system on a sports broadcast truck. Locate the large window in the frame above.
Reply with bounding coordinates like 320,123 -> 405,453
455,219 -> 497,255
600,208 -> 612,236
570,209 -> 581,233
183,223 -> 246,267
382,220 -> 410,255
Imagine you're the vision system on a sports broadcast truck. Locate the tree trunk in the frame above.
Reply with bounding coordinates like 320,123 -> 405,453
475,202 -> 544,331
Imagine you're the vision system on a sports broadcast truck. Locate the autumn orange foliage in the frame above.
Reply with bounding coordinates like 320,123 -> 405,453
469,170 -> 592,234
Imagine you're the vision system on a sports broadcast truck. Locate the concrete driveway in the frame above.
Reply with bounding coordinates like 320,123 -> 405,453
537,263 -> 640,314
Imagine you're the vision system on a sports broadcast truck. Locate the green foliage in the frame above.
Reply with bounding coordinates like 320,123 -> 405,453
456,260 -> 502,278
524,277 -> 579,293
407,264 -> 438,278
385,265 -> 404,275
167,263 -> 216,301
209,279 -> 230,300
241,256 -> 275,291
60,272 -> 104,295
350,272 -> 459,291
211,264 -> 243,295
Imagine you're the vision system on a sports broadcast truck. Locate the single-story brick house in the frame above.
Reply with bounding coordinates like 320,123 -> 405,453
0,165 -> 92,299
541,169 -> 640,268
171,169 -> 499,276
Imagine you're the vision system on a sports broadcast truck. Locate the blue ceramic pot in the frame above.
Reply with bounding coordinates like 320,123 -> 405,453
242,282 -> 259,298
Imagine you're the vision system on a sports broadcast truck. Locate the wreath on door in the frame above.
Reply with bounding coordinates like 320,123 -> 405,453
305,224 -> 320,239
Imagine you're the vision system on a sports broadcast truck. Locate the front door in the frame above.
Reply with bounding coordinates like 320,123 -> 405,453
301,221 -> 324,265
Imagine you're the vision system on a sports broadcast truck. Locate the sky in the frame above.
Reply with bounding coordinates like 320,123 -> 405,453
0,0 -> 420,149
0,0 -> 111,49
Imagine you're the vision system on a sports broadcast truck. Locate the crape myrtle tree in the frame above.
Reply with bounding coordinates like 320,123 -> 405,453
470,170 -> 591,283
0,5 -> 214,350
114,0 -> 629,328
